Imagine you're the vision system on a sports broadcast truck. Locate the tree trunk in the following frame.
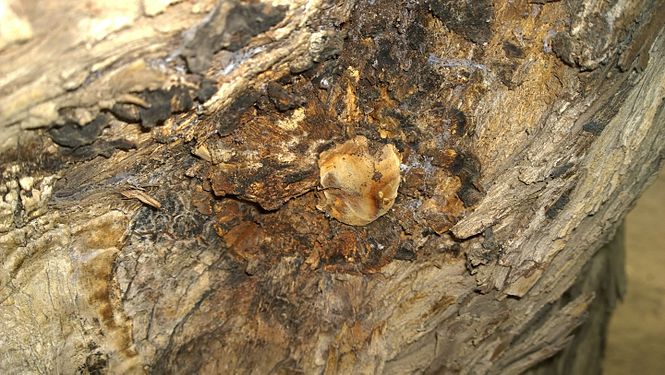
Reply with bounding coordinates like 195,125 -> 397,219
0,0 -> 663,374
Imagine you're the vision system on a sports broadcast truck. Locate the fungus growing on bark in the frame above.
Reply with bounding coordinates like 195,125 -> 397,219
317,136 -> 401,226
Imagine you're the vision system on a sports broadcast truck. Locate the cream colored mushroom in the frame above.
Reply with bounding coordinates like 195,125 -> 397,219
317,136 -> 401,226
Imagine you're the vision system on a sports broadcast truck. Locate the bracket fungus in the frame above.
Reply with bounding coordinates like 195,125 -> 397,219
317,136 -> 401,226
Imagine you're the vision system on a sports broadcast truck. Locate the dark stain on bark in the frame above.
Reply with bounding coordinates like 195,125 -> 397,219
266,82 -> 303,112
546,188 -> 573,219
183,2 -> 287,73
109,86 -> 194,129
213,90 -> 259,136
139,90 -> 173,128
48,114 -> 109,148
196,78 -> 218,103
78,344 -> 108,375
406,22 -> 427,51
169,86 -> 194,113
582,120 -> 605,135
395,240 -> 417,261
493,62 -> 519,88
550,8 -> 612,70
429,0 -> 493,44
139,87 -> 193,129
68,138 -> 136,161
110,103 -> 141,123
502,41 -> 525,59
482,228 -> 499,251
450,108 -> 469,137
550,162 -> 574,179
283,169 -> 317,184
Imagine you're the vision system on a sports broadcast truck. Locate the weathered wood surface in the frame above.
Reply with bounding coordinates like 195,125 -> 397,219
526,224 -> 625,375
0,0 -> 663,373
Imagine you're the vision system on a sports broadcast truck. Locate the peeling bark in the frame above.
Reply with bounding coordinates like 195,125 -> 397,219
1,0 -> 663,374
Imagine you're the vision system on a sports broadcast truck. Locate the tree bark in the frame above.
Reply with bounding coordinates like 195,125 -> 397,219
0,0 -> 663,374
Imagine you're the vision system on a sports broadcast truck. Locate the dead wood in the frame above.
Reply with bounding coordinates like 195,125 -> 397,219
0,0 -> 663,373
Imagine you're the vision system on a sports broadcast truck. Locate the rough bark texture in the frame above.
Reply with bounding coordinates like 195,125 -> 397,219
525,224 -> 625,375
0,0 -> 663,374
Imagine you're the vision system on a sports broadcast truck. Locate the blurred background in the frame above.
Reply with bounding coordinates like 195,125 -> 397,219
604,167 -> 665,374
